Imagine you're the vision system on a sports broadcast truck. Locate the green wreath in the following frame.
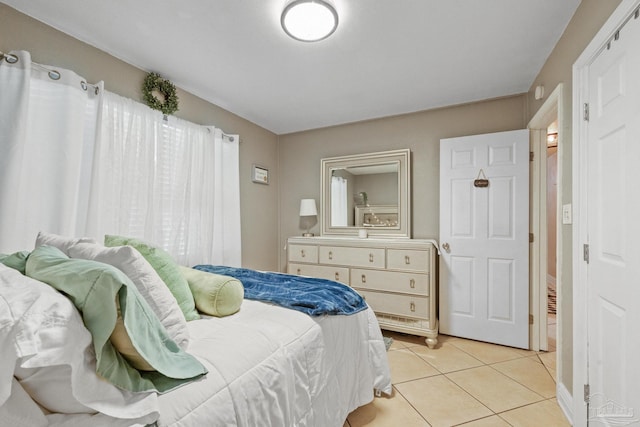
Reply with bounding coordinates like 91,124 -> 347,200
142,72 -> 179,115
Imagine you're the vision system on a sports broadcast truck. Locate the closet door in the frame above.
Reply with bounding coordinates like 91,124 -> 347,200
584,10 -> 640,421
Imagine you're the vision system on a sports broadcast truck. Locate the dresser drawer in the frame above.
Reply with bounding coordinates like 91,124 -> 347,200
359,290 -> 429,320
319,246 -> 385,268
288,263 -> 350,285
387,249 -> 430,273
351,269 -> 429,296
288,244 -> 318,263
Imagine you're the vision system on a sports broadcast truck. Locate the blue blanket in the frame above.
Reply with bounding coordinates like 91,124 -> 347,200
192,265 -> 367,316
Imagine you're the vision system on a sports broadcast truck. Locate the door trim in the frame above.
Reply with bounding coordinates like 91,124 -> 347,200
528,83 -> 563,354
572,1 -> 640,425
528,82 -> 564,413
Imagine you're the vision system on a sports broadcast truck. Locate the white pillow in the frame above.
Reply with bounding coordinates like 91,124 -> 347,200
67,242 -> 190,350
0,378 -> 48,427
0,264 -> 159,423
35,231 -> 97,255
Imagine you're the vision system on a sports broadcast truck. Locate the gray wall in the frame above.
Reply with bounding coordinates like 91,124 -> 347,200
277,95 -> 528,271
0,4 -> 280,271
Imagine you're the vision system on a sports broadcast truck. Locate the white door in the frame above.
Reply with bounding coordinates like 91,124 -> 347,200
440,129 -> 529,348
584,12 -> 640,423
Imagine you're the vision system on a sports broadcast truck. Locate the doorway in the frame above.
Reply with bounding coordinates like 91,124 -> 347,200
528,83 -> 563,358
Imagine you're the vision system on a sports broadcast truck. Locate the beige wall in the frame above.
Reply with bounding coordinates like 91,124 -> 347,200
524,0 -> 622,393
0,4 -> 280,271
278,95 -> 528,271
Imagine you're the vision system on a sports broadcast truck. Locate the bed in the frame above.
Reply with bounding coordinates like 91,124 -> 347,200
0,233 -> 392,427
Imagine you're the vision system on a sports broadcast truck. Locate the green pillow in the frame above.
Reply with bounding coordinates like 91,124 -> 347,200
25,245 -> 207,393
0,251 -> 30,274
104,235 -> 199,321
179,266 -> 244,317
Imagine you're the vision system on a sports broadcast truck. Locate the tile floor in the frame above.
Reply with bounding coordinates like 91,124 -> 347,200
345,331 -> 569,427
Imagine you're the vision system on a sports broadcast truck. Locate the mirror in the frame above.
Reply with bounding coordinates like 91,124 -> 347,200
320,149 -> 411,238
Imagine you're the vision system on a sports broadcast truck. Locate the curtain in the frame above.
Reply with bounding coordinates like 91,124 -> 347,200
210,128 -> 241,267
0,51 -> 102,253
331,176 -> 348,226
0,51 -> 241,265
88,92 -> 241,266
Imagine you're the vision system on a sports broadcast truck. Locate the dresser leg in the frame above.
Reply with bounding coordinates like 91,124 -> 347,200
425,336 -> 438,349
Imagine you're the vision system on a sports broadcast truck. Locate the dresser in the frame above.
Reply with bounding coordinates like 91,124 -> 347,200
287,236 -> 439,348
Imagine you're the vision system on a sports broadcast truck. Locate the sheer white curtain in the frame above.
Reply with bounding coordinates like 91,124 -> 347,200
331,176 -> 348,226
89,91 -> 241,266
0,51 -> 241,265
0,51 -> 102,253
209,128 -> 241,267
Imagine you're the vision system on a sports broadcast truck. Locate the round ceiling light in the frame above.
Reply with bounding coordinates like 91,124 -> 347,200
281,0 -> 338,42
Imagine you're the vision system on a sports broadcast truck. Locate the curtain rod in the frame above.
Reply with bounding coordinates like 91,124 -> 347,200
221,132 -> 236,142
198,123 -> 241,144
1,50 -> 100,93
0,51 -> 17,62
3,50 -> 238,142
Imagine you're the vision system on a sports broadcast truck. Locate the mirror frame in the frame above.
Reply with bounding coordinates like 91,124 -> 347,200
320,149 -> 411,238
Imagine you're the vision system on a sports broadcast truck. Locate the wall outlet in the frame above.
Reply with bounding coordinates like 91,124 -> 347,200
562,204 -> 572,224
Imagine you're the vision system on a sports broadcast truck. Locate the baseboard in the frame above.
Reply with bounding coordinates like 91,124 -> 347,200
556,382 -> 573,425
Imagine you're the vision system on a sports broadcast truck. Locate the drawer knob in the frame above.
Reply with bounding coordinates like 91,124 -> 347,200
361,274 -> 367,284
409,279 -> 415,289
297,268 -> 301,275
369,253 -> 374,262
405,255 -> 410,264
410,302 -> 416,312
301,249 -> 305,258
329,251 -> 333,260
334,272 -> 339,281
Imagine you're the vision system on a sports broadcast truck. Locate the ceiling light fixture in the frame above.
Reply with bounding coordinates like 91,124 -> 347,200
281,0 -> 338,42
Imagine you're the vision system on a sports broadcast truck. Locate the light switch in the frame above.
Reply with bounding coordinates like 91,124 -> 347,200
562,204 -> 572,224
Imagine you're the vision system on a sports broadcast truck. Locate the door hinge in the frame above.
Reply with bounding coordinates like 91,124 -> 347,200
529,314 -> 534,324
583,244 -> 590,264
529,233 -> 534,243
530,151 -> 534,161
584,384 -> 590,403
583,103 -> 590,121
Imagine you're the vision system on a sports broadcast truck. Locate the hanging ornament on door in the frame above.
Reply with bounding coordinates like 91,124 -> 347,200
474,169 -> 489,188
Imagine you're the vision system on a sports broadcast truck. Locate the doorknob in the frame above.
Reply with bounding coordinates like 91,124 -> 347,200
442,242 -> 450,253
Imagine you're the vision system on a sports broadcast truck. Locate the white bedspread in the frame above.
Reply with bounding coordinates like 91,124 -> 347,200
45,300 -> 391,427
154,300 -> 391,426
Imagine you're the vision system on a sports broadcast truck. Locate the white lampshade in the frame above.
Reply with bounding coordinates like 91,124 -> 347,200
281,0 -> 338,42
299,198 -> 318,216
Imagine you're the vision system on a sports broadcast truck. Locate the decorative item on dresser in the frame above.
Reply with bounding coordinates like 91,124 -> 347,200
287,236 -> 439,348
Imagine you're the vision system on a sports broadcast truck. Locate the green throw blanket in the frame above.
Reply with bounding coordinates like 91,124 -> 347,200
25,245 -> 207,393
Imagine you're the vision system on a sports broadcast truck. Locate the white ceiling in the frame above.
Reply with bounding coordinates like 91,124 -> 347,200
3,0 -> 581,135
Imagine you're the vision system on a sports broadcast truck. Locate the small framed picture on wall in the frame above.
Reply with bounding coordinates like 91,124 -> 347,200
252,164 -> 269,185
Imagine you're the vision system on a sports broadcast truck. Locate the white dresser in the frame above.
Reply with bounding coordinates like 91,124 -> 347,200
287,236 -> 439,348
